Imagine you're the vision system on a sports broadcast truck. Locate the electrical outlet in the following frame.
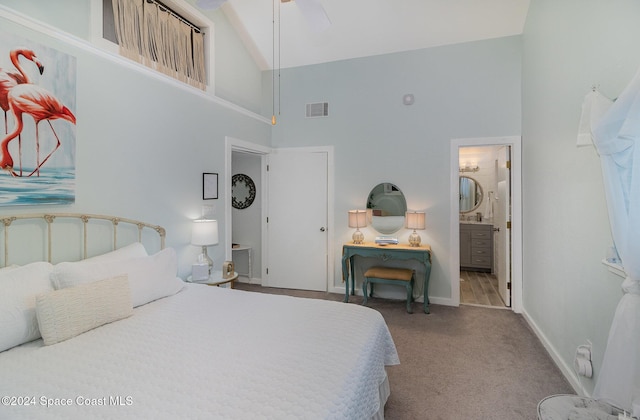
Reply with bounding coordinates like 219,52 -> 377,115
577,344 -> 591,361
575,342 -> 593,378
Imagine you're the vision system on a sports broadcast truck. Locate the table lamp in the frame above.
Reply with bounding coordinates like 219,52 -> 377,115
406,211 -> 425,247
348,210 -> 367,244
191,218 -> 219,274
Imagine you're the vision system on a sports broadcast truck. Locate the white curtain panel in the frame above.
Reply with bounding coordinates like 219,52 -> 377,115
592,68 -> 640,416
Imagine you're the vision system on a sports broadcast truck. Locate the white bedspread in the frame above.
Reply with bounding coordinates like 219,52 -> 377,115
0,284 -> 399,419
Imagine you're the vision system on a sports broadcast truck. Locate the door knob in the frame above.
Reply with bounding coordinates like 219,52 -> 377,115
320,227 -> 326,232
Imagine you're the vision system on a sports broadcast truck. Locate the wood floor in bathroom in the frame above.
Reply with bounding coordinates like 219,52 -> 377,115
460,270 -> 506,307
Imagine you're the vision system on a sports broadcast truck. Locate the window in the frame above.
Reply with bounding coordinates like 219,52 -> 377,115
94,0 -> 211,91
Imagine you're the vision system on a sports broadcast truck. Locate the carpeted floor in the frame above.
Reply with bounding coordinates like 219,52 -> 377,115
234,283 -> 574,419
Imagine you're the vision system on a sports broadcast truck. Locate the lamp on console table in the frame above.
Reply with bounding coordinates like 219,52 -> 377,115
348,210 -> 367,244
406,211 -> 425,247
191,218 -> 219,274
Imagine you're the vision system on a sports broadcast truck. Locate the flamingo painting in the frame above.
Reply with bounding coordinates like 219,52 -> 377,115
0,48 -> 44,175
1,83 -> 75,177
0,126 -> 17,176
0,32 -> 77,205
0,48 -> 44,132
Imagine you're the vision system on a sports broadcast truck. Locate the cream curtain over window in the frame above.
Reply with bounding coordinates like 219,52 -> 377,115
112,0 -> 206,90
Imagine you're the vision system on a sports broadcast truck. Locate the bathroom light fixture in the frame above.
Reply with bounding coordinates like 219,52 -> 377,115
459,165 -> 479,173
405,211 -> 425,247
348,210 -> 367,244
191,218 -> 219,274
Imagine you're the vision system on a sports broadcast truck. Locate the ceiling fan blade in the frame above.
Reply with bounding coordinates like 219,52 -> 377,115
295,0 -> 331,32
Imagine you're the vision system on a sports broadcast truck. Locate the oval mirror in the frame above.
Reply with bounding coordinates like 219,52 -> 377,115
366,183 -> 407,234
459,176 -> 483,213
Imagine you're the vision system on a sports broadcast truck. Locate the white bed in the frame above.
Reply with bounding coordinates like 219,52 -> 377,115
0,214 -> 399,419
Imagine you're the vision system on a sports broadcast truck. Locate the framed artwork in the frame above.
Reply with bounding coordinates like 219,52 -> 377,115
0,31 -> 77,206
203,173 -> 218,200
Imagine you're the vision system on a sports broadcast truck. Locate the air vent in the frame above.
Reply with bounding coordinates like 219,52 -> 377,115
306,102 -> 329,118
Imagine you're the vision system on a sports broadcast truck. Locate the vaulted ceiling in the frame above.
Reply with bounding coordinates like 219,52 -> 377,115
189,0 -> 530,70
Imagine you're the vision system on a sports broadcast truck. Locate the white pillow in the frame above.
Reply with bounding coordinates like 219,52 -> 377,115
51,247 -> 184,307
84,242 -> 148,263
36,275 -> 133,345
0,261 -> 54,352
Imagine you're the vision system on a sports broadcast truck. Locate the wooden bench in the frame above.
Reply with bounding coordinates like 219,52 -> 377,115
362,266 -> 415,313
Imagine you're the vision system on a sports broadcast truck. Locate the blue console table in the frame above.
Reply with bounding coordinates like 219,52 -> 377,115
341,242 -> 432,313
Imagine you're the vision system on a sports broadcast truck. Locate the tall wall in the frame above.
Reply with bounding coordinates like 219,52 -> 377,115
522,0 -> 640,394
267,36 -> 522,301
0,2 -> 271,277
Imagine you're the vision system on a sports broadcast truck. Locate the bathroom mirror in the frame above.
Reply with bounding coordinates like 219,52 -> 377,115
366,183 -> 407,234
459,176 -> 483,213
232,174 -> 256,209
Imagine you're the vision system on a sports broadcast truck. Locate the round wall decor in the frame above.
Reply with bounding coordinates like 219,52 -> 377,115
231,174 -> 256,209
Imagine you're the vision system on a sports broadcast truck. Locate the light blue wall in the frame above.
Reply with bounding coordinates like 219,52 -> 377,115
0,0 -> 264,114
267,36 -> 522,300
210,9 -> 263,113
0,0 -> 91,39
0,3 -> 270,277
522,0 -> 640,395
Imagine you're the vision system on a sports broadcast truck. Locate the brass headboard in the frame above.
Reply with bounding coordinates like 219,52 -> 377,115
0,213 -> 166,267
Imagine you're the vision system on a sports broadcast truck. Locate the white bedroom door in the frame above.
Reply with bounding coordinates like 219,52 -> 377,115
266,149 -> 328,291
496,146 -> 511,307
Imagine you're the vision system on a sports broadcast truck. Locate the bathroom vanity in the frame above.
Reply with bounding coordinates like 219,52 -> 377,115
460,222 -> 493,272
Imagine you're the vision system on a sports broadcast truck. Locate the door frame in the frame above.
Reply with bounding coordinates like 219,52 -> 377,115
450,136 -> 522,313
225,137 -> 272,282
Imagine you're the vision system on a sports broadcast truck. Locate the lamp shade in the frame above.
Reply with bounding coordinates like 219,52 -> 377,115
405,211 -> 425,230
191,219 -> 219,246
348,210 -> 367,228
366,208 -> 373,224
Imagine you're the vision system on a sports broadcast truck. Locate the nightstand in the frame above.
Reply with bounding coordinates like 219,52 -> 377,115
186,270 -> 239,288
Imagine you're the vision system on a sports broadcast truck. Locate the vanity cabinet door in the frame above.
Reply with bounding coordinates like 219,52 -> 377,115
460,224 -> 493,272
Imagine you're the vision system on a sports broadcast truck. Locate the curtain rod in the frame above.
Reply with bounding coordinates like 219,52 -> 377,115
145,0 -> 202,33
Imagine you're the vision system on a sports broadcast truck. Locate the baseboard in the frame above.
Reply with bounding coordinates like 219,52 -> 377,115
236,276 -> 262,285
521,309 -> 589,397
428,296 -> 455,306
329,286 -> 454,307
330,286 -> 347,296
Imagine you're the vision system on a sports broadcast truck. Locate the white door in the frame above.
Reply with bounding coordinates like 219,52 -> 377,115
496,146 -> 511,306
266,150 -> 328,291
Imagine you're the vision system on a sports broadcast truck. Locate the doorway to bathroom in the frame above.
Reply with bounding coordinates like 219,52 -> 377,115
459,145 -> 509,307
450,136 -> 522,313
